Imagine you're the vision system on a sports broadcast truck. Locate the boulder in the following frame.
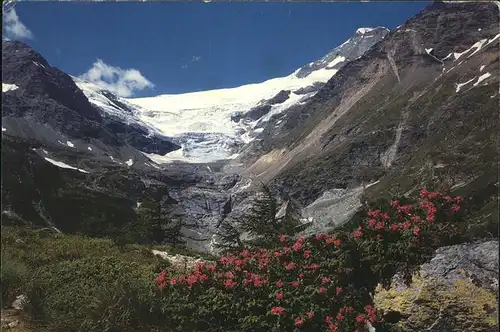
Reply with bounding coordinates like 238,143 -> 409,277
374,240 -> 499,332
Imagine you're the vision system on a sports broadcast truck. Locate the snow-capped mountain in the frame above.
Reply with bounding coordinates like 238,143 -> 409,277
115,27 -> 389,164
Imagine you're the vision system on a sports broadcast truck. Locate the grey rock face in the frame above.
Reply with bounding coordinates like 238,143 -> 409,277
295,27 -> 390,79
420,240 -> 499,293
2,40 -> 179,158
375,241 -> 499,332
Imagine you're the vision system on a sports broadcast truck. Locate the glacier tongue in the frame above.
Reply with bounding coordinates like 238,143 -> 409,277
125,69 -> 336,163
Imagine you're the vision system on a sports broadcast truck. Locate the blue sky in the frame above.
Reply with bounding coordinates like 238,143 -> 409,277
5,1 -> 429,97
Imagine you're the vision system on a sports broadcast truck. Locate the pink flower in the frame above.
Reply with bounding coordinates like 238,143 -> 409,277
451,204 -> 461,213
316,233 -> 328,240
271,306 -> 286,316
223,279 -> 237,289
411,215 -> 421,223
368,219 -> 377,228
308,263 -> 320,271
306,311 -> 314,319
355,314 -> 366,324
336,287 -> 343,295
284,262 -> 296,271
170,278 -> 177,285
321,277 -> 330,284
294,317 -> 305,327
292,241 -> 303,252
319,286 -> 327,294
275,291 -> 284,301
279,234 -> 289,243
303,250 -> 311,259
353,226 -> 363,239
291,281 -> 300,288
391,200 -> 400,207
336,313 -> 344,321
275,280 -> 283,288
413,227 -> 421,236
299,273 -> 305,280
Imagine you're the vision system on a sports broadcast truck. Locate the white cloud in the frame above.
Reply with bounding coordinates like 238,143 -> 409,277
79,59 -> 154,97
191,55 -> 202,62
181,64 -> 188,69
3,8 -> 33,40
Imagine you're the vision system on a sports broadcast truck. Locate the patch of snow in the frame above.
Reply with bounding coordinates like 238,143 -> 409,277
2,83 -> 18,92
365,180 -> 380,188
453,39 -> 488,61
445,66 -> 455,74
253,128 -> 264,134
473,72 -> 491,87
44,157 -> 89,174
32,60 -> 46,69
125,158 -> 133,166
480,65 -> 486,72
356,27 -> 374,34
456,78 -> 475,92
442,53 -> 453,61
478,28 -> 482,31
66,141 -> 75,148
425,48 -> 433,54
146,162 -> 161,169
466,39 -> 488,58
87,146 -> 92,151
2,127 -> 6,132
42,149 -> 48,154
486,33 -> 500,46
326,56 -> 345,69
338,38 -> 351,48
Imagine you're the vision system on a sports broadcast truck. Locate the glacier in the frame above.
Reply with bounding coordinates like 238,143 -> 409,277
74,27 -> 389,164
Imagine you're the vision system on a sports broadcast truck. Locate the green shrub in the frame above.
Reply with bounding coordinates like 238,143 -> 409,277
28,256 -> 157,332
1,252 -> 30,306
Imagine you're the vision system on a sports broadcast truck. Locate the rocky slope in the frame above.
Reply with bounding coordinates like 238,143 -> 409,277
2,40 -> 180,169
228,1 -> 499,234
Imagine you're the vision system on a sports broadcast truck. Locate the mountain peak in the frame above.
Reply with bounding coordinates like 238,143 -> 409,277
294,26 -> 389,79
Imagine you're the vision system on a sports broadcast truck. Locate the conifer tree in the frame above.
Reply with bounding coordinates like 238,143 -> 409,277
239,184 -> 304,249
214,218 -> 245,254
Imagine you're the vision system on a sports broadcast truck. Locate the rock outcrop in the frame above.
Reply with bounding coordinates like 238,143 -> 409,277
374,240 -> 499,331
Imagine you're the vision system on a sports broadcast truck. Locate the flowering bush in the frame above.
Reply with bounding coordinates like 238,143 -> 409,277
153,189 -> 467,331
352,189 -> 466,286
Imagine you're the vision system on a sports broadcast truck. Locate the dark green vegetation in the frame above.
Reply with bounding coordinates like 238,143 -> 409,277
1,135 -> 183,245
0,227 -> 213,332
